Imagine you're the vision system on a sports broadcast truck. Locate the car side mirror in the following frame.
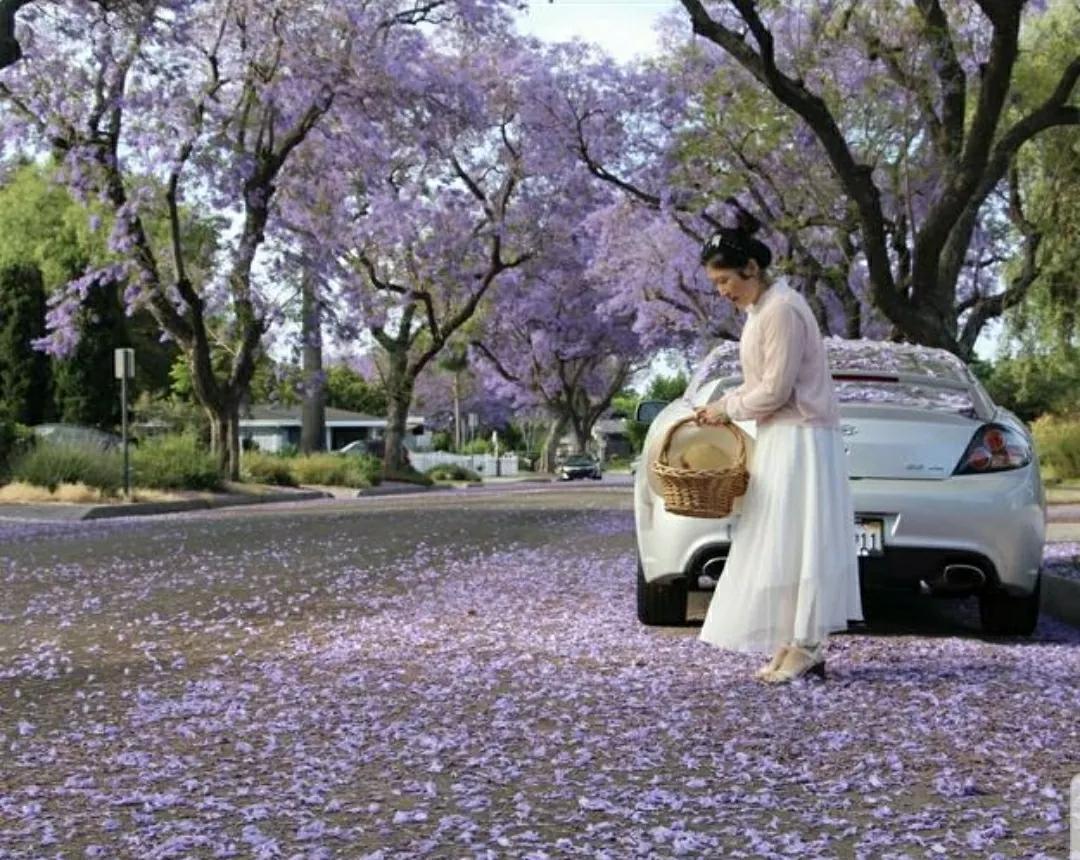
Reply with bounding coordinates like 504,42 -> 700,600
635,400 -> 669,427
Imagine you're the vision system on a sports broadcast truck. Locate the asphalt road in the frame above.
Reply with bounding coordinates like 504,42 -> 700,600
1,483 -> 1078,858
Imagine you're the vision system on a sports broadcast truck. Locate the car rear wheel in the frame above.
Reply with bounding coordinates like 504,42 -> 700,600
978,575 -> 1041,637
636,558 -> 688,626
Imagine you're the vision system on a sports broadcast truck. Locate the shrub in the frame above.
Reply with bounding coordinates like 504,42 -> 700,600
132,435 -> 222,491
460,438 -> 493,455
11,442 -> 123,494
243,452 -> 299,487
288,453 -> 383,488
0,413 -> 34,477
426,463 -> 481,482
1033,415 -> 1080,482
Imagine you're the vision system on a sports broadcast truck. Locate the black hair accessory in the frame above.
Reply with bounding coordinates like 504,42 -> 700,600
700,201 -> 772,269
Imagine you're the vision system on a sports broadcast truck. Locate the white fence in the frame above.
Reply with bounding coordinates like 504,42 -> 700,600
410,451 -> 519,477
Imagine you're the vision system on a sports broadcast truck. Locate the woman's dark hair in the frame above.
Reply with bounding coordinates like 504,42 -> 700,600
700,200 -> 773,270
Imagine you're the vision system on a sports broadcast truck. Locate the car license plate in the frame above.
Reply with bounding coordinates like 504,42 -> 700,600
855,519 -> 884,557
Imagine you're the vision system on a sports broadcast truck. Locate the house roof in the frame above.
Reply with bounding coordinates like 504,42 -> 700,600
240,405 -> 424,426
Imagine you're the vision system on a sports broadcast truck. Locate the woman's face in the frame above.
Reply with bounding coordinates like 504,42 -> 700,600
705,261 -> 763,310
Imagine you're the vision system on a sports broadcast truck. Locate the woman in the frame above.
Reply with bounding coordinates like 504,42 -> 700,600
694,212 -> 863,683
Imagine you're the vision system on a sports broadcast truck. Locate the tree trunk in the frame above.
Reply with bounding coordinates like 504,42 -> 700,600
540,414 -> 568,473
209,408 -> 229,476
383,389 -> 413,474
300,274 -> 325,454
452,372 -> 462,452
572,422 -> 591,456
226,401 -> 241,482
381,347 -> 414,474
205,399 -> 243,481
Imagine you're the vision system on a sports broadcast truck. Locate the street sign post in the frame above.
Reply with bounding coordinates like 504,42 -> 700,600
114,349 -> 135,498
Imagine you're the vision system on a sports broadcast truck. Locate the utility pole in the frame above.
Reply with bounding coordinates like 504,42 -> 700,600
114,348 -> 135,498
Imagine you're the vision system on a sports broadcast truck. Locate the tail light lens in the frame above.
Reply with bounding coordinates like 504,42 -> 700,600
954,424 -> 1032,475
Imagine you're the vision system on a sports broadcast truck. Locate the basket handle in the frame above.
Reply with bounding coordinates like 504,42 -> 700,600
657,414 -> 747,468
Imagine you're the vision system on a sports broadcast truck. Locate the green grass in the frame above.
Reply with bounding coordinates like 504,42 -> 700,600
604,455 -> 633,473
1045,479 -> 1080,505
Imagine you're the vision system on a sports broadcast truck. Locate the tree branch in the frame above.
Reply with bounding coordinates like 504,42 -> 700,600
913,0 -> 966,157
678,0 -> 908,332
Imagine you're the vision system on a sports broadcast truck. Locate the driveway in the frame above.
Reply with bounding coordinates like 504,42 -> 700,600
1,485 -> 1077,857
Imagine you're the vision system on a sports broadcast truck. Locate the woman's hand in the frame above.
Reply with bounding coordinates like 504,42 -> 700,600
694,404 -> 730,426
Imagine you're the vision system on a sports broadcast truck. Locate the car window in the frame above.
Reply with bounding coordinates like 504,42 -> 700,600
833,381 -> 978,415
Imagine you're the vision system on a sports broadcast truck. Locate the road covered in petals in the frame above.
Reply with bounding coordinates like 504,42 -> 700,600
1,484 -> 1078,858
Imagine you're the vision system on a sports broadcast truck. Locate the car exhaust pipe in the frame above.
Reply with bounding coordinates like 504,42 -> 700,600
698,556 -> 728,588
942,564 -> 986,589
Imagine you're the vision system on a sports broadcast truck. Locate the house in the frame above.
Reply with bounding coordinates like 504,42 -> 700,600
239,405 -> 429,454
557,416 -> 633,462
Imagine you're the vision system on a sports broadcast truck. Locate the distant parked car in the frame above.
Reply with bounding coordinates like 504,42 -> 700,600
32,423 -> 123,451
339,440 -> 375,456
559,454 -> 602,481
339,439 -> 409,467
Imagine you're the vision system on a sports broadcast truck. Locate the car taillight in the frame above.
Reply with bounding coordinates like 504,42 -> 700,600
954,424 -> 1032,475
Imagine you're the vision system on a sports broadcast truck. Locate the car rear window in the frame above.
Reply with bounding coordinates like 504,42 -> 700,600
833,380 -> 978,415
687,339 -> 978,416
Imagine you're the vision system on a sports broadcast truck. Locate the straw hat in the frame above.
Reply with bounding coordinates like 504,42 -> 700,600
645,409 -> 756,499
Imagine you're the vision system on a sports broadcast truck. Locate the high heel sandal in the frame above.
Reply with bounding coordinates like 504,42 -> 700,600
763,644 -> 826,684
754,645 -> 790,680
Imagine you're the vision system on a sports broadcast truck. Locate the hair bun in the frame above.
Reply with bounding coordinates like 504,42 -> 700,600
724,196 -> 762,237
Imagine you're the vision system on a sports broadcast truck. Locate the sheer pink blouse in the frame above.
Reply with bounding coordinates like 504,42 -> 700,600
719,279 -> 840,428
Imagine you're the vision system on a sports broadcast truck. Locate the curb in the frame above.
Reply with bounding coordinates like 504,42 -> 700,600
1043,571 -> 1080,629
355,482 -> 435,498
82,490 -> 333,520
0,490 -> 333,522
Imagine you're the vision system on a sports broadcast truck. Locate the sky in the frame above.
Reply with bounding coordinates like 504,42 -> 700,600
514,0 -> 676,61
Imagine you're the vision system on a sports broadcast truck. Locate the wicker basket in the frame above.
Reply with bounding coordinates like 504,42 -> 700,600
652,415 -> 750,518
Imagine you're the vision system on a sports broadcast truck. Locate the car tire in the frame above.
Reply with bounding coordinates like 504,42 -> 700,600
636,557 -> 688,626
978,574 -> 1041,637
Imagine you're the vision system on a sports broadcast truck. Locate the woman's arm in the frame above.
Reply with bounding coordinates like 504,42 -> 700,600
721,303 -> 806,421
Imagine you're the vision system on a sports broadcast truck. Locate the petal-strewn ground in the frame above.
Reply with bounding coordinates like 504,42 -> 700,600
1,488 -> 1077,858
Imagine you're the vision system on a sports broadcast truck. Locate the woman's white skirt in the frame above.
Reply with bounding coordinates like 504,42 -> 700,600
698,422 -> 864,654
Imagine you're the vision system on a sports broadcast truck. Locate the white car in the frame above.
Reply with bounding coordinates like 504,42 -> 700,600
634,340 -> 1046,636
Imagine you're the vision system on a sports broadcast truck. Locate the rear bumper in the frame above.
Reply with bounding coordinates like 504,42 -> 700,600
635,471 -> 1045,597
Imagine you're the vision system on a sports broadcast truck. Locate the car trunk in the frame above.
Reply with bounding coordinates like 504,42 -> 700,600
838,404 -> 980,481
